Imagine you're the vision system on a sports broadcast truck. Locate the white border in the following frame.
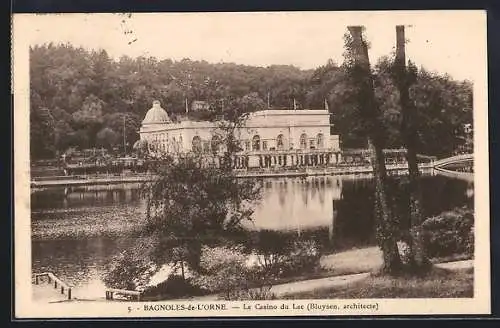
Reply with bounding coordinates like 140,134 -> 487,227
13,10 -> 490,318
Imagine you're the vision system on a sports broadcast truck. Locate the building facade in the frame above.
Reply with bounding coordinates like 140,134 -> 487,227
138,100 -> 342,169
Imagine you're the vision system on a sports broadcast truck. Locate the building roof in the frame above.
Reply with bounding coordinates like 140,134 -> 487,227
142,100 -> 172,125
140,106 -> 331,133
249,109 -> 329,116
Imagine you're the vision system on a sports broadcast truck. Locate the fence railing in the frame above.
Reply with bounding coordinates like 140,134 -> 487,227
33,272 -> 72,300
105,288 -> 142,301
433,153 -> 473,168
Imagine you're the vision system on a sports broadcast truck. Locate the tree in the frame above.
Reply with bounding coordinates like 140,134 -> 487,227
30,107 -> 57,159
391,26 -> 430,271
96,127 -> 119,150
345,26 -> 403,274
104,112 -> 141,151
140,152 -> 261,273
411,71 -> 473,157
71,94 -> 105,147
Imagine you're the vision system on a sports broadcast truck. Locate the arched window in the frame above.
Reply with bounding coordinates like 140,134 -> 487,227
211,135 -> 220,153
277,134 -> 285,150
192,136 -> 202,153
252,135 -> 261,151
316,133 -> 324,148
300,133 -> 307,150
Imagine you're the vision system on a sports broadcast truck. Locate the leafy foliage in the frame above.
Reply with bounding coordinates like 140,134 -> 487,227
191,245 -> 251,300
422,206 -> 474,258
31,43 -> 472,159
190,241 -> 320,300
30,44 -> 312,159
102,236 -> 160,291
246,230 -> 322,276
142,274 -> 206,299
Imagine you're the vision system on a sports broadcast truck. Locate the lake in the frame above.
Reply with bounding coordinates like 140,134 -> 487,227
31,171 -> 473,297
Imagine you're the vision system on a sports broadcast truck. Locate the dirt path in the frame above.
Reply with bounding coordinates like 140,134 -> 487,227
270,272 -> 370,296
435,260 -> 473,270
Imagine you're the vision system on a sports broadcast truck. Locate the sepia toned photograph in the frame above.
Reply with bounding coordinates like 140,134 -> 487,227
13,11 -> 489,318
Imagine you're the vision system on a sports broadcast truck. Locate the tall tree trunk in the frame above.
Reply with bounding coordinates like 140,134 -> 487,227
394,26 -> 430,271
347,26 -> 403,275
369,139 -> 403,273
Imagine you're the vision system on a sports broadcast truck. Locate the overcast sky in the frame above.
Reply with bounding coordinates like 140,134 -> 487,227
20,11 -> 485,82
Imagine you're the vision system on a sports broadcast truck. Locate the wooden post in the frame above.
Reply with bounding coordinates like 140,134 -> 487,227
54,281 -> 57,288
35,275 -> 39,285
48,276 -> 51,283
68,288 -> 72,300
61,286 -> 64,294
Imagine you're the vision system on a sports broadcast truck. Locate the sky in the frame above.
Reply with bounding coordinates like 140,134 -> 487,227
17,11 -> 486,82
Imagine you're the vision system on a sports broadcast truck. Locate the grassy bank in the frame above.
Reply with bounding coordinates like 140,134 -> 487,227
281,267 -> 473,299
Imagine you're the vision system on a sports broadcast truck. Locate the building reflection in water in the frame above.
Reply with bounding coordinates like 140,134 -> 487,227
32,183 -> 143,210
466,182 -> 474,199
250,176 -> 342,236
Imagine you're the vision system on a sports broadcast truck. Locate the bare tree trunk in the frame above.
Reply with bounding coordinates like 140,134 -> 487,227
348,26 -> 403,275
394,26 -> 430,272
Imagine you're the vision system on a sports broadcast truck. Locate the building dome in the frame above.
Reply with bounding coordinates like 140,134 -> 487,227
142,100 -> 171,125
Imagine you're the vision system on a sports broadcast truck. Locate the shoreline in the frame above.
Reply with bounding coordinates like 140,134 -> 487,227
31,163 -> 434,188
32,246 -> 473,303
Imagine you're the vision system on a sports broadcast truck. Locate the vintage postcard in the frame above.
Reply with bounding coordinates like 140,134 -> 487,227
13,10 -> 490,318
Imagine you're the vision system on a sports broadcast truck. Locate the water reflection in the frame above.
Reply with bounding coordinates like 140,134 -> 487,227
249,176 -> 343,232
31,174 -> 473,293
31,183 -> 144,211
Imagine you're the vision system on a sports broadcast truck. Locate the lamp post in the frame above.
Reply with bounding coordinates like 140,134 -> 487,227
123,115 -> 126,156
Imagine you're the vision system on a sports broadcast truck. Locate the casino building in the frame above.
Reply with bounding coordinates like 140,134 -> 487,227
138,100 -> 342,169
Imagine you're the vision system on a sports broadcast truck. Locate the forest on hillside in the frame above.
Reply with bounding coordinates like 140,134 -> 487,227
30,43 -> 473,160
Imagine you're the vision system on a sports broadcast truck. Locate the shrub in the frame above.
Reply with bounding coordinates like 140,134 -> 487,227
282,240 -> 321,276
232,285 -> 276,301
251,239 -> 321,278
191,241 -> 321,300
422,207 -> 474,258
191,245 -> 250,300
142,274 -> 207,299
